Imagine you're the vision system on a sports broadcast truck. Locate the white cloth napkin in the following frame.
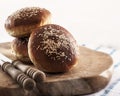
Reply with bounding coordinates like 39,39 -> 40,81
82,44 -> 120,96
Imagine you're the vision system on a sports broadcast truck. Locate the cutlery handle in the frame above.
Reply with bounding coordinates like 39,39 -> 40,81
2,62 -> 36,90
13,60 -> 46,82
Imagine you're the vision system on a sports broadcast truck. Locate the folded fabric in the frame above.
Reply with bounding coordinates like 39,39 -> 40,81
83,44 -> 120,96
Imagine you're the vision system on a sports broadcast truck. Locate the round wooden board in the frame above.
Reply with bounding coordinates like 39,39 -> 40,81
0,42 -> 113,96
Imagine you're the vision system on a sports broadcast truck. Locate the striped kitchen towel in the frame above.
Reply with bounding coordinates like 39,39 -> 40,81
82,44 -> 120,96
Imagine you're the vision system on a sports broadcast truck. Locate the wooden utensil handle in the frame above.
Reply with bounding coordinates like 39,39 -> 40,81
13,60 -> 46,82
2,62 -> 36,90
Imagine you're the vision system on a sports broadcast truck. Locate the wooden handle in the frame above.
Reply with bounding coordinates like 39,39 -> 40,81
2,62 -> 36,90
13,60 -> 46,82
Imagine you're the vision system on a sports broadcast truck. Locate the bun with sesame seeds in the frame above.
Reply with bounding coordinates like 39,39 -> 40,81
11,37 -> 31,63
28,24 -> 79,72
5,7 -> 51,37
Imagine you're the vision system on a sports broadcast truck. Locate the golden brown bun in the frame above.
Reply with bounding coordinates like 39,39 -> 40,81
5,7 -> 51,37
11,38 -> 31,63
28,24 -> 79,73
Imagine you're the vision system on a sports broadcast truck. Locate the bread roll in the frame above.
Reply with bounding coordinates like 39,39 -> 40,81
28,24 -> 79,72
11,38 -> 31,63
5,7 -> 51,37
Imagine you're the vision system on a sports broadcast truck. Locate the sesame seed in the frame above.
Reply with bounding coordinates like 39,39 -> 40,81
37,45 -> 40,50
11,7 -> 42,20
37,25 -> 73,62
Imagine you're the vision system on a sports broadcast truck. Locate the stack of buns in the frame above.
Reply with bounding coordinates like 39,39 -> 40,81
5,7 -> 51,63
4,7 -> 79,73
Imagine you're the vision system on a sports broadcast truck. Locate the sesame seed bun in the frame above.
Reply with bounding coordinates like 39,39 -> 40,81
28,24 -> 79,73
11,37 -> 31,63
5,7 -> 51,37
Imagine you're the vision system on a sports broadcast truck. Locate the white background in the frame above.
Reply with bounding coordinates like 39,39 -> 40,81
0,0 -> 120,48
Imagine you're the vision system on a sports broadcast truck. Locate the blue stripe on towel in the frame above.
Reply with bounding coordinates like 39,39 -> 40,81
95,45 -> 102,50
109,49 -> 116,55
114,62 -> 120,69
95,46 -> 116,55
100,78 -> 120,96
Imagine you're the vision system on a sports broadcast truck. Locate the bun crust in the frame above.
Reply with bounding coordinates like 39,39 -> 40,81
28,24 -> 79,72
11,38 -> 31,63
5,7 -> 51,37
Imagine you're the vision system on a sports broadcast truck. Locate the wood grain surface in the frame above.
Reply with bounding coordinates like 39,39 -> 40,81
0,42 -> 113,96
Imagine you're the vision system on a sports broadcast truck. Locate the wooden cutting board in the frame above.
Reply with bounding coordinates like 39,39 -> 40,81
0,42 -> 113,96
